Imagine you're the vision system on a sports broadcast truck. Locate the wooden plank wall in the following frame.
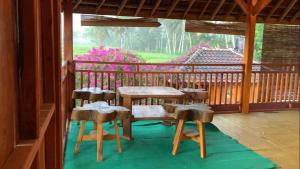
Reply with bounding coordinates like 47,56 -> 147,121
0,0 -> 17,167
0,0 -> 63,168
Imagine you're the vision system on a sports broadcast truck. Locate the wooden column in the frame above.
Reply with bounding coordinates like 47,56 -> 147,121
64,0 -> 75,114
64,0 -> 73,61
241,12 -> 256,113
235,0 -> 270,113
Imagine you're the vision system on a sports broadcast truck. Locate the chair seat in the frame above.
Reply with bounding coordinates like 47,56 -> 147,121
72,101 -> 130,123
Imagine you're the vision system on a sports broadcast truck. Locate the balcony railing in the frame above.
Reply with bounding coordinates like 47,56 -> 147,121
71,61 -> 299,112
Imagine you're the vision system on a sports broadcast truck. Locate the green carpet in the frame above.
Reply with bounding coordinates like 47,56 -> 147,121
64,121 -> 278,169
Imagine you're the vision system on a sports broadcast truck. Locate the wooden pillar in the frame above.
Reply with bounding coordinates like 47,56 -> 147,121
64,0 -> 75,114
235,0 -> 270,113
64,0 -> 73,61
241,12 -> 256,113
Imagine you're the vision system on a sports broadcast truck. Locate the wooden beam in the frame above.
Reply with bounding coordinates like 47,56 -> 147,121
211,0 -> 226,20
279,0 -> 297,21
166,0 -> 180,17
117,0 -> 128,16
234,0 -> 249,15
81,18 -> 161,27
183,0 -> 196,18
150,0 -> 162,17
291,11 -> 300,22
198,0 -> 211,19
253,0 -> 271,15
135,0 -> 146,16
73,0 -> 82,10
225,3 -> 237,19
95,0 -> 106,14
265,0 -> 284,20
241,2 -> 256,113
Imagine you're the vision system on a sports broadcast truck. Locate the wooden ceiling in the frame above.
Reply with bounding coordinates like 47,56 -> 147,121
70,0 -> 300,25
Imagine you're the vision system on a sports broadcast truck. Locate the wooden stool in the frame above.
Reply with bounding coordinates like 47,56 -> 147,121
72,87 -> 116,105
180,88 -> 208,104
72,88 -> 116,127
71,101 -> 129,161
163,103 -> 214,158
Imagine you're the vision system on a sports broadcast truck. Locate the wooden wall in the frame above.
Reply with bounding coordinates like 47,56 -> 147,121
0,0 -> 17,167
0,0 -> 63,168
262,24 -> 300,64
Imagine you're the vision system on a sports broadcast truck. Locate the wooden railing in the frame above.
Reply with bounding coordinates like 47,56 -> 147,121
73,61 -> 299,112
249,64 -> 300,110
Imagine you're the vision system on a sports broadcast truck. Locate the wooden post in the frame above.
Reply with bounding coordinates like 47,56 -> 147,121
241,13 -> 256,113
64,0 -> 75,114
235,0 -> 271,113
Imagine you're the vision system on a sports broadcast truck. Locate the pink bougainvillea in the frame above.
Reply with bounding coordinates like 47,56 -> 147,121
74,45 -> 211,89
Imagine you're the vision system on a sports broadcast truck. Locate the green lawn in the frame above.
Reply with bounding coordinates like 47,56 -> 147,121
73,45 -> 179,63
134,51 -> 178,63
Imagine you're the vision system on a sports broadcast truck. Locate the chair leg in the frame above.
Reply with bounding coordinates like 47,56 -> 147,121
114,119 -> 122,153
172,119 -> 185,155
173,120 -> 179,144
74,120 -> 86,155
197,121 -> 206,158
97,123 -> 104,161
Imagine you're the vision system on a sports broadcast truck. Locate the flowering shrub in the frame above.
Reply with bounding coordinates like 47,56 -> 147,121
74,45 -> 211,89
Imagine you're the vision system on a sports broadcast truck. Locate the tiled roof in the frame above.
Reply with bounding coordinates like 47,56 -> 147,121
185,48 -> 243,64
183,48 -> 261,72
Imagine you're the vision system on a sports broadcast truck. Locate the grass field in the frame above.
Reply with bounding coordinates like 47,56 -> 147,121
73,44 -> 179,63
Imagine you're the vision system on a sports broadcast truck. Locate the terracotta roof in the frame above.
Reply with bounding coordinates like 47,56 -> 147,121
181,48 -> 263,83
184,48 -> 248,72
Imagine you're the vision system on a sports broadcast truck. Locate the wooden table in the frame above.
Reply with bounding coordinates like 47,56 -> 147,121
117,86 -> 184,140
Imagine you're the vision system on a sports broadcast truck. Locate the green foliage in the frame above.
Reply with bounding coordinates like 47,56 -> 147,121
73,15 -> 265,63
254,24 -> 264,61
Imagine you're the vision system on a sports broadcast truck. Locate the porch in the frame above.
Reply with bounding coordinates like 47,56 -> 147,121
1,0 -> 300,169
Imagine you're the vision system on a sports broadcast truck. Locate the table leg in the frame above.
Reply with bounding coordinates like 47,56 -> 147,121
121,97 -> 133,140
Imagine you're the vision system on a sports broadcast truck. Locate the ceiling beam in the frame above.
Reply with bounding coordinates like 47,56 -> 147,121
135,0 -> 146,16
291,11 -> 300,22
95,0 -> 106,14
265,0 -> 284,20
150,0 -> 162,17
211,0 -> 226,20
234,0 -> 249,15
166,0 -> 180,17
73,0 -> 82,10
117,0 -> 128,16
183,0 -> 196,18
279,0 -> 297,21
198,0 -> 211,19
225,3 -> 237,19
253,0 -> 271,15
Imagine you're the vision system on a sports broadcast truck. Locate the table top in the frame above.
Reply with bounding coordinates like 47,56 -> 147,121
117,86 -> 184,98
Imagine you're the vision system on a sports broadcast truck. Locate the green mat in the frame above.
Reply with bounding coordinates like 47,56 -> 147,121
64,121 -> 278,169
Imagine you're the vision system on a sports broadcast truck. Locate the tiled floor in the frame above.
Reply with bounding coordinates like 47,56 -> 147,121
212,110 -> 299,169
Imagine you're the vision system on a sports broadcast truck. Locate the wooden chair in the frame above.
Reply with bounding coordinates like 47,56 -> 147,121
71,101 -> 129,161
163,103 -> 214,158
